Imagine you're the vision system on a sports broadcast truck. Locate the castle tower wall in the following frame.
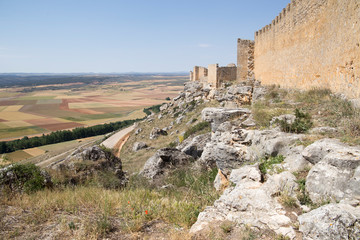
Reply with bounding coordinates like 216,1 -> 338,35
237,39 -> 255,81
254,0 -> 360,99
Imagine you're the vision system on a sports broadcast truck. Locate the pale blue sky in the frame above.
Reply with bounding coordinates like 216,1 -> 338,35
0,0 -> 290,73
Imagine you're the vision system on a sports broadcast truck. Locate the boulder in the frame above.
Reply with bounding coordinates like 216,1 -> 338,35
149,127 -> 168,139
302,139 -> 360,203
283,145 -> 313,172
135,128 -> 142,135
159,103 -> 168,111
306,154 -> 360,203
262,171 -> 299,198
201,107 -> 251,132
175,115 -> 184,124
133,142 -> 148,152
299,203 -> 360,240
301,138 -> 357,165
140,148 -> 193,179
178,133 -> 211,159
190,166 -> 296,239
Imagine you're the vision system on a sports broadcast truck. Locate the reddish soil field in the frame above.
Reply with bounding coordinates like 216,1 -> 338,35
37,122 -> 84,131
25,118 -> 63,125
0,100 -> 18,106
0,119 -> 6,122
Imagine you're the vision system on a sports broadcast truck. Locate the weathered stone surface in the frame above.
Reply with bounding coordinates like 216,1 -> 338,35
199,123 -> 303,174
201,107 -> 250,132
228,164 -> 261,184
301,138 -> 355,165
149,127 -> 168,140
283,145 -> 313,172
306,154 -> 360,203
262,171 -> 299,198
178,133 -> 210,159
133,142 -> 148,152
299,203 -> 360,240
190,166 -> 296,239
140,148 -> 192,179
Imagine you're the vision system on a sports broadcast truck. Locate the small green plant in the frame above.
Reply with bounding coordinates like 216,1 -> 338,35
68,221 -> 77,230
165,97 -> 171,101
259,155 -> 285,174
278,108 -> 313,133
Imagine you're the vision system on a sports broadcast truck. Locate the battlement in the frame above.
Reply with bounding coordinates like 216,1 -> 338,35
254,0 -> 360,99
255,0 -> 327,41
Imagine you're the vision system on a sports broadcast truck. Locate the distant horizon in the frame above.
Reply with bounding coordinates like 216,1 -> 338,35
0,0 -> 290,73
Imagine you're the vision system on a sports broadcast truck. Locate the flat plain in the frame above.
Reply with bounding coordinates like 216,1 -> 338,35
0,74 -> 186,141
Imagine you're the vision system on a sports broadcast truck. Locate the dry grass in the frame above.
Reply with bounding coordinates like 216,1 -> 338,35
1,166 -> 219,239
254,86 -> 360,144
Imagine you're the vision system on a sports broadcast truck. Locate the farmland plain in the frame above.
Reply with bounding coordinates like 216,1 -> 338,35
0,74 -> 186,141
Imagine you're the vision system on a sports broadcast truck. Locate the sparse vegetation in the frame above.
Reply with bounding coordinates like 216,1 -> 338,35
183,121 -> 211,140
259,155 -> 285,175
277,108 -> 313,133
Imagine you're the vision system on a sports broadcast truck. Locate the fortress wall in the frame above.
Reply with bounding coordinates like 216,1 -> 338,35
192,66 -> 208,81
237,39 -> 255,81
254,0 -> 360,99
208,64 -> 237,88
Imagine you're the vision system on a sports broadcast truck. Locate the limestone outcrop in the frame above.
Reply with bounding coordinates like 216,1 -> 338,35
299,203 -> 360,240
140,148 -> 193,179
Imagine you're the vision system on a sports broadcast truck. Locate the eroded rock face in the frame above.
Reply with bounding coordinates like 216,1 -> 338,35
303,139 -> 360,203
177,133 -> 211,159
201,107 -> 251,132
199,123 -> 304,175
53,145 -> 127,187
140,148 -> 192,179
190,165 -> 296,239
299,203 -> 360,240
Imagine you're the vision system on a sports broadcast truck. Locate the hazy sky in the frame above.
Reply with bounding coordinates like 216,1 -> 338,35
0,0 -> 290,73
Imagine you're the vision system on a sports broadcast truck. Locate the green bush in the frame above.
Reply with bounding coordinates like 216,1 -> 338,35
1,163 -> 48,194
278,109 -> 313,133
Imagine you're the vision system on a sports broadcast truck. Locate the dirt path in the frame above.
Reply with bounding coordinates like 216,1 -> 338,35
101,124 -> 135,149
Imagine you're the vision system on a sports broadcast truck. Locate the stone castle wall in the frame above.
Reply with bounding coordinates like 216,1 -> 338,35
254,0 -> 360,99
237,39 -> 255,81
208,64 -> 237,88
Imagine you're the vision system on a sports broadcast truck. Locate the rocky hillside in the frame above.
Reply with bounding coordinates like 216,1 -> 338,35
1,80 -> 360,239
122,80 -> 360,239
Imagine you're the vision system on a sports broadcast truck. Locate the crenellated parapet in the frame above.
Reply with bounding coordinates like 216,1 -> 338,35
254,0 -> 360,99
